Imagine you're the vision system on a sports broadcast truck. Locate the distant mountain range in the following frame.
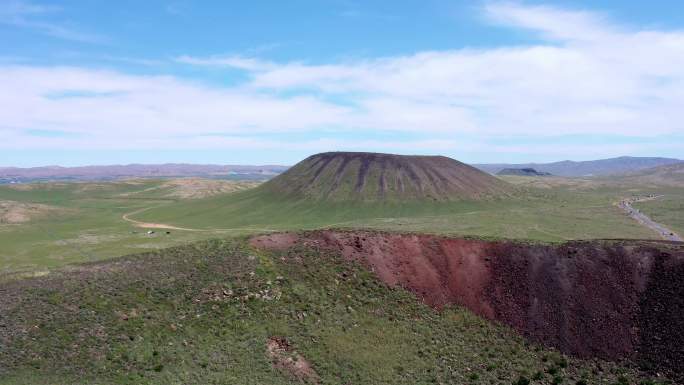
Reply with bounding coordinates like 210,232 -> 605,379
0,164 -> 289,183
3,156 -> 682,184
473,156 -> 683,177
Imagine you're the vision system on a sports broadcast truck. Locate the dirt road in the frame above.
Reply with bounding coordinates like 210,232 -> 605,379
122,207 -> 202,231
618,196 -> 683,242
122,206 -> 277,233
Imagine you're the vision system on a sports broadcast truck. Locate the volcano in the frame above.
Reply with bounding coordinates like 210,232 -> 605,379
262,152 -> 512,201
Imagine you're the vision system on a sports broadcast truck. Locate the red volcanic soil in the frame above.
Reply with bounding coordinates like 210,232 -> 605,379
251,231 -> 684,379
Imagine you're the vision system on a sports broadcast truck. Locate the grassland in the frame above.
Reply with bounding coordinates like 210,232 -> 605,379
134,176 -> 657,241
1,170 -> 682,384
0,180 -> 258,274
0,237 -> 668,384
2,173 -> 682,274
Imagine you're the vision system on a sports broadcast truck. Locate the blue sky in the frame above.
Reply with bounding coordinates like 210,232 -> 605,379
1,1 -> 684,166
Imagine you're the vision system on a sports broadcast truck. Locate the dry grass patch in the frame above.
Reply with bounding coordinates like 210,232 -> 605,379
0,200 -> 67,224
160,178 -> 260,199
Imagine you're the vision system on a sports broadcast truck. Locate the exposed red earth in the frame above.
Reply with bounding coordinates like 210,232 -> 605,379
251,230 -> 684,379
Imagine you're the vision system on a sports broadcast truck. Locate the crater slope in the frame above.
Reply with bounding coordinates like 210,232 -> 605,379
253,230 -> 684,380
262,152 -> 512,201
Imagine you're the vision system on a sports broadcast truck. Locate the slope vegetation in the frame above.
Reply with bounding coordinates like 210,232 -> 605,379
254,230 -> 684,381
0,235 -> 673,384
263,152 -> 512,201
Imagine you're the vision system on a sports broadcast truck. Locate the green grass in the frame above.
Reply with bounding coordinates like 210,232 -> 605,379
0,237 -> 669,384
2,175 -> 680,274
0,181 -> 244,274
134,182 -> 656,241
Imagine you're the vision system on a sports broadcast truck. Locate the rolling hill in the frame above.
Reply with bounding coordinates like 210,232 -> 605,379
262,152 -> 512,201
130,152 -> 520,231
474,156 -> 682,177
618,162 -> 684,187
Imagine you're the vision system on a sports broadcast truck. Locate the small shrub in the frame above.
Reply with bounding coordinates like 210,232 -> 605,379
576,380 -> 588,385
513,376 -> 530,385
532,371 -> 543,381
552,375 -> 564,384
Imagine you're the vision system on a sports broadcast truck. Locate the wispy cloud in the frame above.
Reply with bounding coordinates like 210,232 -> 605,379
4,2 -> 684,160
165,2 -> 188,16
483,2 -> 616,42
175,55 -> 276,71
0,0 -> 104,43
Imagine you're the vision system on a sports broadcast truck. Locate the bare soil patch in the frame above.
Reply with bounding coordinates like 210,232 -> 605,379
266,336 -> 319,384
0,200 -> 66,224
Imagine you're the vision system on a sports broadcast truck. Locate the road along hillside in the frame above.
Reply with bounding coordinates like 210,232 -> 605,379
618,196 -> 683,242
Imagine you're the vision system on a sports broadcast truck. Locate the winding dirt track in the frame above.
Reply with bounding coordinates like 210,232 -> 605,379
122,207 -> 202,231
121,206 -> 277,233
618,196 -> 683,242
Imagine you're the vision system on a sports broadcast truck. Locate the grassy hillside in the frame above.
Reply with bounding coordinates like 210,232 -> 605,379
0,237 -> 667,385
0,180 -> 252,274
4,173 -> 679,274
135,180 -> 655,241
618,163 -> 684,187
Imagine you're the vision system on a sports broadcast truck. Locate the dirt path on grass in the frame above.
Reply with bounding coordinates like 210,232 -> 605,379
122,207 -> 203,231
122,206 -> 277,233
618,196 -> 683,242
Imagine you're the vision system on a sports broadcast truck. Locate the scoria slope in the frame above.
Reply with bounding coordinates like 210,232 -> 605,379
262,152 -> 512,201
252,230 -> 684,381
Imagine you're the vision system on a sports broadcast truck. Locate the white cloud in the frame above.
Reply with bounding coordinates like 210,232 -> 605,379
0,66 -> 352,147
3,2 -> 684,160
483,2 -> 616,42
226,2 -> 684,137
